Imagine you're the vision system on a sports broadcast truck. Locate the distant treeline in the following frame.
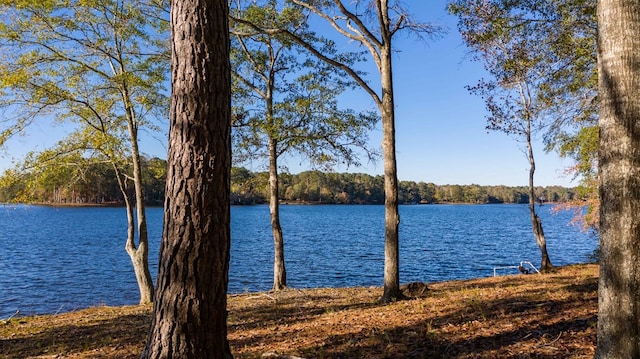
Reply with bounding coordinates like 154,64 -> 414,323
231,168 -> 576,205
0,157 -> 578,205
0,157 -> 166,206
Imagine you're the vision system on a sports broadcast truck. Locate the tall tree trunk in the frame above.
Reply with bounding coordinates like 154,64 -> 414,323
269,137 -> 286,291
266,79 -> 286,291
526,125 -> 552,272
379,38 -> 403,303
595,0 -> 640,357
123,86 -> 154,305
142,0 -> 232,356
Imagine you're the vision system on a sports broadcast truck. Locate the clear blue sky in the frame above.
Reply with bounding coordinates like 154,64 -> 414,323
0,1 -> 577,187
280,1 -> 576,187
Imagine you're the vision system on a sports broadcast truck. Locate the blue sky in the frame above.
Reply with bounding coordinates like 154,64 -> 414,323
0,1 -> 577,187
396,2 -> 572,187
279,1 -> 577,187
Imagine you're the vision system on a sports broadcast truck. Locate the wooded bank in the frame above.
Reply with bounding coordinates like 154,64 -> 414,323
0,159 -> 579,206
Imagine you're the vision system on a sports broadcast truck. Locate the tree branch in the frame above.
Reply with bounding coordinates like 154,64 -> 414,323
230,16 -> 382,107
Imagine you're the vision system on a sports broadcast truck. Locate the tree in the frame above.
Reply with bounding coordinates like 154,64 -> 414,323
450,0 -> 599,229
243,0 -> 440,303
142,157 -> 168,205
595,0 -> 640,357
0,143 -> 116,204
230,0 -> 378,291
553,125 -> 600,230
300,0 -> 436,303
141,0 -> 232,356
0,0 -> 169,304
0,150 -> 167,205
450,0 -> 558,271
538,0 -> 599,232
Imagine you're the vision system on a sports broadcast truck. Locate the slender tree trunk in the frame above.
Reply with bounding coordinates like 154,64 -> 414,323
269,137 -> 286,290
123,197 -> 153,304
123,86 -> 154,305
595,0 -> 640,357
142,0 -> 232,356
379,39 -> 403,303
112,163 -> 154,305
525,125 -> 552,272
265,79 -> 286,291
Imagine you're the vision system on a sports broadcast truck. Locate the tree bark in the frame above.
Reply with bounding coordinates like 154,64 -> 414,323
526,124 -> 552,272
112,163 -> 154,305
123,191 -> 154,305
123,84 -> 154,305
595,0 -> 640,357
378,26 -> 403,303
269,137 -> 286,291
265,74 -> 286,291
141,0 -> 232,356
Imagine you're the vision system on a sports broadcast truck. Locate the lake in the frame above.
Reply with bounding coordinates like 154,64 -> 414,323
0,204 -> 596,319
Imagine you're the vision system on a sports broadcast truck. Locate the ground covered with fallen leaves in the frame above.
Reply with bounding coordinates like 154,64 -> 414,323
1,264 -> 598,358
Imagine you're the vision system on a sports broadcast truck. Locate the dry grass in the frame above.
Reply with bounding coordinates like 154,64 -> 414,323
0,264 -> 598,358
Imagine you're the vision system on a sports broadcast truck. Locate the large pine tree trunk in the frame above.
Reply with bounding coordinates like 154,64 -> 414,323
595,0 -> 640,357
141,0 -> 232,356
379,40 -> 403,303
269,138 -> 286,291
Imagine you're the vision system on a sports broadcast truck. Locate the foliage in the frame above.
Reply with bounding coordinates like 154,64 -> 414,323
0,0 -> 171,209
551,125 -> 599,230
0,154 -> 165,205
237,170 -> 572,205
449,0 -> 598,231
449,0 -> 596,123
230,0 -> 378,171
451,0 -> 549,135
0,0 -> 170,149
0,0 -> 170,208
0,164 -> 579,206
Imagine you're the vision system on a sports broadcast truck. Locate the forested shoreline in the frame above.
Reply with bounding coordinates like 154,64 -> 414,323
0,157 -> 578,206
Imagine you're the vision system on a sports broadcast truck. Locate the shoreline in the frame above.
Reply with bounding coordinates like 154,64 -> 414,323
0,263 -> 598,358
2,201 -> 564,208
1,262 -> 595,321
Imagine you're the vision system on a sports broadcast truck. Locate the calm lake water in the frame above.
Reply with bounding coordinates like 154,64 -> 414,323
0,204 -> 596,319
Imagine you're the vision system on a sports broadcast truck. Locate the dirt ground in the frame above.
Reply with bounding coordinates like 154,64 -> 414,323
0,264 -> 598,358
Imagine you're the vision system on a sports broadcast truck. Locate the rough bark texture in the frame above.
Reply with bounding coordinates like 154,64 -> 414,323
141,0 -> 232,357
379,24 -> 403,304
595,0 -> 640,357
269,138 -> 286,291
